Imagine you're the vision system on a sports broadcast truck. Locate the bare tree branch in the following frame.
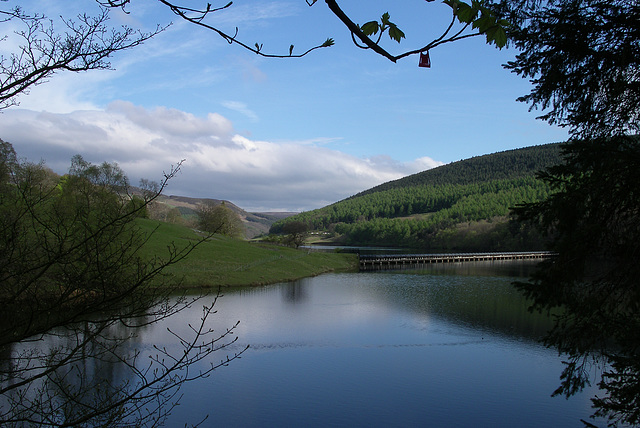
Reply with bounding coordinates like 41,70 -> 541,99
0,6 -> 165,110
148,0 -> 334,58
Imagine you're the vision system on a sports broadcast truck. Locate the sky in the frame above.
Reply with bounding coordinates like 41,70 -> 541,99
0,1 -> 568,212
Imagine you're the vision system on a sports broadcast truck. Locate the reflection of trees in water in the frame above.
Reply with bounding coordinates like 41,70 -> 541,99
592,355 -> 640,426
282,282 -> 308,304
514,138 -> 640,426
7,321 -> 149,426
368,268 -> 555,343
0,293 -> 247,427
409,259 -> 541,278
532,285 -> 640,428
534,302 -> 640,428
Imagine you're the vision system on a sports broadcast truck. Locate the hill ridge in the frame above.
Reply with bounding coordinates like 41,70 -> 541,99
271,143 -> 564,251
353,143 -> 562,197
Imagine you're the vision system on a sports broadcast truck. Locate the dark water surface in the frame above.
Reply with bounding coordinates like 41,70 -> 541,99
156,260 -> 604,427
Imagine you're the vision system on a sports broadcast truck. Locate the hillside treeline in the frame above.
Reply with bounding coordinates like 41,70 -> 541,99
355,143 -> 562,194
270,143 -> 563,251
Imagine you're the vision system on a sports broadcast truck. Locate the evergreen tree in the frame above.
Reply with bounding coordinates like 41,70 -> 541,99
505,1 -> 640,424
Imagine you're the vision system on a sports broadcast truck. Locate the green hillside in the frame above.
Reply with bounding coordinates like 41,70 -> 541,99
136,218 -> 357,287
270,143 -> 563,251
356,143 -> 562,194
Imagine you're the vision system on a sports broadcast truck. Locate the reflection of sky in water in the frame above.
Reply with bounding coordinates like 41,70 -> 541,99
143,264 -> 605,427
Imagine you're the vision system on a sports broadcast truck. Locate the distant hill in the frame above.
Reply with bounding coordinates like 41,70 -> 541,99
356,143 -> 562,195
147,195 -> 296,239
271,143 -> 564,251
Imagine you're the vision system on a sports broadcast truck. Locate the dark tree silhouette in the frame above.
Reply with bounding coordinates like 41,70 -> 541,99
502,0 -> 640,140
504,0 -> 640,425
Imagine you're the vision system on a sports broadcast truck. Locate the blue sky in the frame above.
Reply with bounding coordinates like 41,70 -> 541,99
0,1 -> 568,211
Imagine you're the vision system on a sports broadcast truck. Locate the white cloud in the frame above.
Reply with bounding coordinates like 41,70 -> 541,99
222,101 -> 259,121
12,72 -> 104,113
0,103 -> 442,211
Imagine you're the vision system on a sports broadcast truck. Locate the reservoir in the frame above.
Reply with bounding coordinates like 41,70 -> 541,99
154,260 -> 606,427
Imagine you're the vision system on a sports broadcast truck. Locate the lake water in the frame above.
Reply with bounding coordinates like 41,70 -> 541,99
148,260 -> 606,427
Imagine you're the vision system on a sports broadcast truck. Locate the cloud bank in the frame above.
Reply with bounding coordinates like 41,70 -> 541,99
0,102 -> 442,211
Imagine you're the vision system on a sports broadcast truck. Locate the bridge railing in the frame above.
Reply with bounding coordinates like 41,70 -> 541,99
358,251 -> 556,271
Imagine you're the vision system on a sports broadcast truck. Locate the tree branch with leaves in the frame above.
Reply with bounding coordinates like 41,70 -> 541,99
139,0 -> 509,62
313,0 -> 508,63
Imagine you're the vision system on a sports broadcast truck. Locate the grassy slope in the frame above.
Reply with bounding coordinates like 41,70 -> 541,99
136,218 -> 358,288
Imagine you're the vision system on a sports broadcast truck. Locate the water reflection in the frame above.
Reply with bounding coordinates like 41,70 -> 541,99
281,282 -> 308,303
356,269 -> 555,343
516,257 -> 640,427
1,261 -> 613,427
394,258 -> 543,277
0,295 -> 246,427
1,320 -> 151,426
161,261 -> 605,427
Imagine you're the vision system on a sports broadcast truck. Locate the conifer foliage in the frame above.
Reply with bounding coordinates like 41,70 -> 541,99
271,144 -> 561,250
504,0 -> 640,425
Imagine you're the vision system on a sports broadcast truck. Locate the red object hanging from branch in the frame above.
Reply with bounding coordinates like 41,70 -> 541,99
419,51 -> 431,68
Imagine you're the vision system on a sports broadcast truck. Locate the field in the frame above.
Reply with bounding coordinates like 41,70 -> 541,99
136,218 -> 358,288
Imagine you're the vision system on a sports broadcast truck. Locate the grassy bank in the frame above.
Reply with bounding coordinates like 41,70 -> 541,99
136,219 -> 358,288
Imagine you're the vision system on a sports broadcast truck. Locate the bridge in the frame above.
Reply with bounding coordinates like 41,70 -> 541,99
358,251 -> 555,271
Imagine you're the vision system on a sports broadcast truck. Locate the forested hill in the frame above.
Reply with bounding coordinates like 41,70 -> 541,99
270,143 -> 564,251
354,143 -> 562,197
